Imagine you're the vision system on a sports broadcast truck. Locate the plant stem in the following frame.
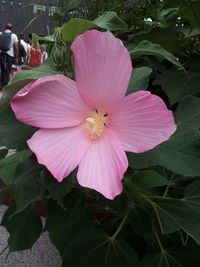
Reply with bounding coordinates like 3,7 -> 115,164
110,210 -> 130,240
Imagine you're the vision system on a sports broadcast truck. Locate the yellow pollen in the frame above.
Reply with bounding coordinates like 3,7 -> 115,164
85,111 -> 108,140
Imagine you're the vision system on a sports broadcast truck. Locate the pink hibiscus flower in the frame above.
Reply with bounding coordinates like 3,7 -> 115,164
11,30 -> 176,199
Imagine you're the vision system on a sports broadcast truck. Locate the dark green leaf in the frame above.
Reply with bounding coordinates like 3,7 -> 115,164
46,191 -> 91,254
153,198 -> 200,244
0,108 -> 37,150
0,150 -> 32,185
142,251 -> 184,267
62,18 -> 95,43
45,170 -> 76,200
130,40 -> 184,70
154,68 -> 200,104
131,170 -> 174,189
0,148 -> 8,159
184,180 -> 200,205
1,205 -> 42,251
32,33 -> 54,42
62,229 -> 142,267
93,11 -> 129,31
127,67 -> 152,94
13,158 -> 45,214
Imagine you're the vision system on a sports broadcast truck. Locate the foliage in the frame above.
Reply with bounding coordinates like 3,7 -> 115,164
0,0 -> 200,266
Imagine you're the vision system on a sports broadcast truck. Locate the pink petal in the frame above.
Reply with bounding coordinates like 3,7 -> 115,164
27,123 -> 92,182
71,30 -> 132,111
77,128 -> 128,200
108,91 -> 177,153
11,74 -> 91,128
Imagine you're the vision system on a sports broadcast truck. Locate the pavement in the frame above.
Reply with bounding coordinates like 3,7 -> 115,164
0,205 -> 62,267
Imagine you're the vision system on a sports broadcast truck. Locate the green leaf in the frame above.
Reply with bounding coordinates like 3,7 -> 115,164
45,170 -> 76,200
142,251 -> 184,267
130,40 -> 184,70
153,198 -> 200,245
179,3 -> 200,29
128,208 -> 153,240
1,205 -> 42,251
154,68 -> 200,104
157,7 -> 179,23
0,108 -> 37,150
0,150 -> 32,185
131,170 -> 174,189
0,148 -> 8,159
62,18 -> 95,43
13,157 -> 45,214
125,0 -> 141,5
0,62 -> 57,111
32,33 -> 54,42
62,230 -> 142,267
181,27 -> 200,38
93,11 -> 129,31
127,67 -> 152,94
129,27 -> 180,54
46,191 -> 91,254
184,180 -> 200,205
128,96 -> 200,177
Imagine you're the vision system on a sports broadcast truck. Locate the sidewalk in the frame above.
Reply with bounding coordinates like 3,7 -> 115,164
0,205 -> 61,267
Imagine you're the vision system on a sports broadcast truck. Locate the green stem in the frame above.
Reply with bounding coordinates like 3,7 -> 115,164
163,174 -> 175,198
110,210 -> 130,240
153,225 -> 165,253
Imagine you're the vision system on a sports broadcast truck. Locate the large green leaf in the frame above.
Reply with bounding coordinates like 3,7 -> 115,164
130,40 -> 184,70
131,170 -> 174,189
179,3 -> 200,29
0,109 -> 37,150
184,180 -> 200,205
12,157 -> 45,214
62,229 -> 142,267
142,251 -> 184,267
32,33 -> 54,42
61,12 -> 128,43
0,62 -> 57,111
0,150 -> 32,185
1,205 -> 42,251
62,18 -> 95,43
152,198 -> 200,245
45,170 -> 76,200
128,96 -> 200,177
127,67 -> 152,94
154,68 -> 200,104
46,191 -> 91,254
93,11 -> 129,31
128,27 -> 179,54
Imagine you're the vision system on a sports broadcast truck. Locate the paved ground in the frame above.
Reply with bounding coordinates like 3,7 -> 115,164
0,205 -> 62,267
0,92 -> 62,266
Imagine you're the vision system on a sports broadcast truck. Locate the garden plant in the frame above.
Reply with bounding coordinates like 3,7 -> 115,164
0,0 -> 200,266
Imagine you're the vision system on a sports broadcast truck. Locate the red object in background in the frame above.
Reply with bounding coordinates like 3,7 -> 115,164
29,48 -> 42,68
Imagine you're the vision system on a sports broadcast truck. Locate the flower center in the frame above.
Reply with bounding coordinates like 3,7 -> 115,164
85,110 -> 108,140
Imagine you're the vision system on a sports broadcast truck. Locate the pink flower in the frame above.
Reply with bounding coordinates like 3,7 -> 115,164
11,30 -> 176,199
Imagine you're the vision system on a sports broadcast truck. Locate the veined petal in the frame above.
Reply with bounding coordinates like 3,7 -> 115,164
11,74 -> 91,128
71,30 -> 132,111
108,91 -> 176,153
27,123 -> 92,182
77,128 -> 128,200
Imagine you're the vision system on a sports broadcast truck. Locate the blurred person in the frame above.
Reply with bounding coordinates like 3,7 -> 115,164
29,41 -> 42,67
19,33 -> 30,64
40,44 -> 48,64
0,23 -> 18,87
